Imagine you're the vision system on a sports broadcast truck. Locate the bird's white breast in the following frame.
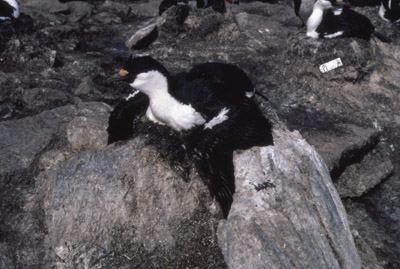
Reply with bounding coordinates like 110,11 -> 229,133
307,8 -> 324,36
149,96 -> 206,131
131,70 -> 206,131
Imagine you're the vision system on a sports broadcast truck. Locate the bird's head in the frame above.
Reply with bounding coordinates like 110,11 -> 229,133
108,55 -> 171,96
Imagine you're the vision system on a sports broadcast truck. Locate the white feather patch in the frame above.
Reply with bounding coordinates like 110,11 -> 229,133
124,90 -> 140,100
333,8 -> 343,15
246,88 -> 256,98
204,108 -> 230,130
379,4 -> 389,21
307,31 -> 320,38
324,31 -> 344,38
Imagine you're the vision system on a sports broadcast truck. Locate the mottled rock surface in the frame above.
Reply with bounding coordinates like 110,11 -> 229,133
37,136 -> 224,268
218,128 -> 361,269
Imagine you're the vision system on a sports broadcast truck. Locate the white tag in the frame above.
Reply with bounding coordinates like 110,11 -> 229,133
319,58 -> 343,73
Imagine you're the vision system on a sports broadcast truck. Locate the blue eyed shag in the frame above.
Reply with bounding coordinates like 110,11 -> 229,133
379,0 -> 400,22
107,56 -> 274,218
0,0 -> 19,21
294,0 -> 316,26
306,0 -> 391,42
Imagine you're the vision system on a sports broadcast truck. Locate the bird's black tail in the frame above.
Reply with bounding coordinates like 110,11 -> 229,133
373,31 -> 392,43
192,149 -> 235,219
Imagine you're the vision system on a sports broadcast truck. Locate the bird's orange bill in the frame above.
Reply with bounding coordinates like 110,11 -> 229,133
119,69 -> 129,77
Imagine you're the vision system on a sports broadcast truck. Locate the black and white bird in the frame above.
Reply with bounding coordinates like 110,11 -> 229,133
0,0 -> 19,21
306,0 -> 391,42
379,0 -> 400,22
107,56 -> 274,218
294,0 -> 316,26
159,0 -> 227,23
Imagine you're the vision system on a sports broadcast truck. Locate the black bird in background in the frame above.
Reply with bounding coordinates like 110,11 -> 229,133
0,0 -> 19,21
107,56 -> 274,218
379,0 -> 400,22
306,0 -> 391,42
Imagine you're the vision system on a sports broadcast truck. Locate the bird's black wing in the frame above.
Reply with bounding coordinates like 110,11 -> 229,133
318,8 -> 374,40
188,62 -> 255,99
230,98 -> 274,149
185,120 -> 235,218
382,0 -> 400,22
184,99 -> 273,218
107,92 -> 149,144
170,72 -> 224,120
172,65 -> 256,121
194,147 -> 235,218
0,1 -> 14,18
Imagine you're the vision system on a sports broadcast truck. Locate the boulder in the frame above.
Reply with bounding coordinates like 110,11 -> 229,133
19,0 -> 69,14
0,105 -> 75,176
218,127 -> 361,268
36,136 -> 225,268
66,102 -> 111,151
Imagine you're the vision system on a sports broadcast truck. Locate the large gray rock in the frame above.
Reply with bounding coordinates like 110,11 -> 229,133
0,105 -> 75,176
0,102 -> 120,268
19,0 -> 69,14
125,16 -> 166,50
218,127 -> 361,269
334,141 -> 394,197
36,137 -> 225,268
66,102 -> 111,151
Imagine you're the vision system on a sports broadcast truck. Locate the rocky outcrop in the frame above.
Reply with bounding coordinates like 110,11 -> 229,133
0,102 -> 110,268
218,128 -> 361,269
37,136 -> 224,268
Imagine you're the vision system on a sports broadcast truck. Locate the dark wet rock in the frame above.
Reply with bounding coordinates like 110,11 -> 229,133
335,142 -> 394,197
22,87 -> 71,111
218,127 -> 361,268
302,124 -> 380,171
128,1 -> 162,18
301,123 -> 395,198
345,200 -> 395,269
91,11 -> 122,24
100,1 -> 132,16
66,1 -> 94,23
19,0 -> 69,14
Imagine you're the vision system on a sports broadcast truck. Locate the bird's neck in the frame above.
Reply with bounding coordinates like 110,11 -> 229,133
131,70 -> 170,99
307,5 -> 324,33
